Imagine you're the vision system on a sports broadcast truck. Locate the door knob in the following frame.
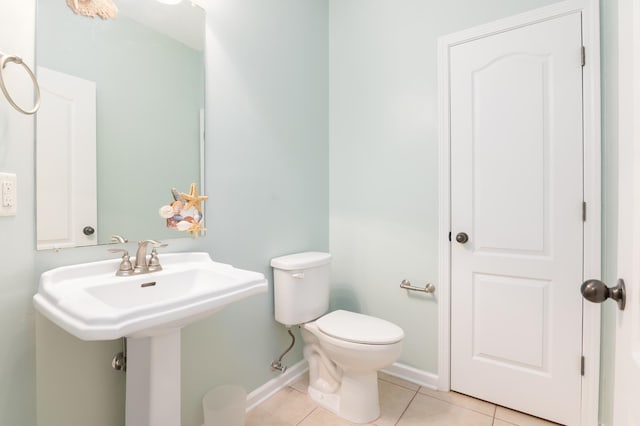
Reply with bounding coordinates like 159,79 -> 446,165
580,279 -> 626,311
455,232 -> 469,244
83,226 -> 95,236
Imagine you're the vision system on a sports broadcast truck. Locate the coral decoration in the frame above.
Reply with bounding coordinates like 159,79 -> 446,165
66,0 -> 118,20
158,183 -> 206,238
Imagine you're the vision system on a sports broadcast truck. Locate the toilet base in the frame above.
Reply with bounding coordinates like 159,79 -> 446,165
308,370 -> 380,424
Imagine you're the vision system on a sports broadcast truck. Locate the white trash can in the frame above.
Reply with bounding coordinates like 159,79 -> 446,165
202,385 -> 246,426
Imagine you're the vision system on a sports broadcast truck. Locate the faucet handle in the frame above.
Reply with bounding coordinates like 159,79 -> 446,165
147,248 -> 163,272
111,235 -> 128,244
108,248 -> 134,276
146,241 -> 168,272
138,239 -> 167,248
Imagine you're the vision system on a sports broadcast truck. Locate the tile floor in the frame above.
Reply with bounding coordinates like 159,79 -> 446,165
246,372 -> 561,426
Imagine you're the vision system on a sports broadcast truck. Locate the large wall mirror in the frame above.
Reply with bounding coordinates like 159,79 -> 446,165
35,0 -> 205,250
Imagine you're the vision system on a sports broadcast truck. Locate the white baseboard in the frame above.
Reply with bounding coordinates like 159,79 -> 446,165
246,360 -> 308,411
246,360 -> 437,413
381,362 -> 439,390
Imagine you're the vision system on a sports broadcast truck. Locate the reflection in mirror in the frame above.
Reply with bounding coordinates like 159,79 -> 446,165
35,0 -> 205,250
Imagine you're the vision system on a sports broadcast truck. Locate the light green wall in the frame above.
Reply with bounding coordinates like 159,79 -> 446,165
180,1 -> 329,425
34,1 -> 329,426
0,0 -> 620,425
328,0 -> 562,373
37,0 -> 203,244
329,1 -> 618,423
0,1 -> 37,425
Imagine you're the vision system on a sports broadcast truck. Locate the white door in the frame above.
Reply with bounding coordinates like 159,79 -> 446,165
36,67 -> 97,249
449,12 -> 584,425
612,1 -> 640,424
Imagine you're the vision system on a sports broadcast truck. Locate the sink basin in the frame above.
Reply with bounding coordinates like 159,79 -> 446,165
34,251 -> 268,426
33,252 -> 268,340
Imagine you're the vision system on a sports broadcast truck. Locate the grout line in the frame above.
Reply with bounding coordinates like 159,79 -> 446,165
416,392 -> 499,421
296,407 -> 318,426
378,376 -> 420,392
394,388 -> 419,426
287,384 -> 306,395
423,389 -> 498,418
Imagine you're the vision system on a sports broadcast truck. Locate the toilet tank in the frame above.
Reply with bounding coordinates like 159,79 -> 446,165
271,252 -> 331,327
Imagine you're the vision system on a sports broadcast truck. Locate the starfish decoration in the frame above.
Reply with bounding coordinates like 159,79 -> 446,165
187,220 -> 206,238
180,183 -> 208,214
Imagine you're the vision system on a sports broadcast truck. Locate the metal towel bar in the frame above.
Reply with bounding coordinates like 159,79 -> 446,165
400,279 -> 435,294
0,52 -> 41,115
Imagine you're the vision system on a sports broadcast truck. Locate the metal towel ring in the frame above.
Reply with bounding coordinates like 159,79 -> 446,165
0,53 -> 41,115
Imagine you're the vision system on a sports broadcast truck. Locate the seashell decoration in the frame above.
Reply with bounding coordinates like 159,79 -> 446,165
159,184 -> 208,238
66,0 -> 118,20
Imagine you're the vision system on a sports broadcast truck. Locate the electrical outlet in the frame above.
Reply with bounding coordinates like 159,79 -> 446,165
3,182 -> 14,206
0,173 -> 16,216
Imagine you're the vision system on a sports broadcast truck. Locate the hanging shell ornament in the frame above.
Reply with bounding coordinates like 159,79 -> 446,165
66,0 -> 118,20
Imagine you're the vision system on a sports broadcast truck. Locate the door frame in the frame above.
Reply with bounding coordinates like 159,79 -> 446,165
436,0 -> 601,424
612,0 -> 640,423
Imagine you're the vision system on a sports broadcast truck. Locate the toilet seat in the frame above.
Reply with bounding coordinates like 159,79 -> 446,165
315,310 -> 404,345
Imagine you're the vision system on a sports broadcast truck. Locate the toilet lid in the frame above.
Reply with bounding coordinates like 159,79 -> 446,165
316,310 -> 404,345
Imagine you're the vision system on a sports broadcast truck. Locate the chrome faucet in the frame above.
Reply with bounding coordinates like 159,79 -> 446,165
134,240 -> 167,274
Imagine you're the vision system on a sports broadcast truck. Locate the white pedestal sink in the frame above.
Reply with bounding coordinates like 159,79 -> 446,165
33,252 -> 268,426
126,330 -> 182,426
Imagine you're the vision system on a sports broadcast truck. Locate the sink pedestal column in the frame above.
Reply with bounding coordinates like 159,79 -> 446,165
126,329 -> 181,426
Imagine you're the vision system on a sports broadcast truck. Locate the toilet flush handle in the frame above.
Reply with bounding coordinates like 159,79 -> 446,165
291,272 -> 305,279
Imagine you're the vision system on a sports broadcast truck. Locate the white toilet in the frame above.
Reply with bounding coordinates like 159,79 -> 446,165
271,252 -> 404,424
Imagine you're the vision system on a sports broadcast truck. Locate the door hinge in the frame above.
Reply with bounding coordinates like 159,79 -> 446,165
581,355 -> 585,376
581,46 -> 586,67
582,201 -> 587,222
